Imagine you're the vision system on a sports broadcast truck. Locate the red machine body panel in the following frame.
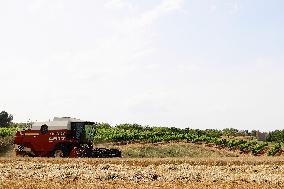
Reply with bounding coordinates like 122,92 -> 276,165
15,129 -> 77,157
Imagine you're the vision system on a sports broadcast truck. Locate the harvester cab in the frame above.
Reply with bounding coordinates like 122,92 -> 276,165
70,121 -> 95,143
14,117 -> 121,158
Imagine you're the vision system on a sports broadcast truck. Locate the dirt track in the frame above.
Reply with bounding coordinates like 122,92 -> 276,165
1,157 -> 284,188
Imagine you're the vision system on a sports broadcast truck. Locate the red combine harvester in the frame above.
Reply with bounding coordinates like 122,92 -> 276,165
14,117 -> 121,158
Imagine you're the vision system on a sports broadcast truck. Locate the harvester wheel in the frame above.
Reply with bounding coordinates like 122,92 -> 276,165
23,153 -> 30,157
69,147 -> 80,158
53,149 -> 64,157
52,147 -> 68,158
16,151 -> 27,157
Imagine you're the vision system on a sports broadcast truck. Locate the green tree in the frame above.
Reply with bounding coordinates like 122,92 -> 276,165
0,111 -> 13,128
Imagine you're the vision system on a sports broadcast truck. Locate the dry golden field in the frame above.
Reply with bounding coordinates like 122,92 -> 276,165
1,157 -> 284,189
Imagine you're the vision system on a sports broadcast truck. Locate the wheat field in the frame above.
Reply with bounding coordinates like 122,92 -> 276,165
1,157 -> 284,189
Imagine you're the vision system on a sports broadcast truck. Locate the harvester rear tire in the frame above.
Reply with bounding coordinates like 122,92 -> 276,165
52,147 -> 68,158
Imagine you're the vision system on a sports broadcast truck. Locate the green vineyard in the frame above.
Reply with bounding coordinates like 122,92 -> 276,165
0,123 -> 283,156
0,128 -> 17,152
0,128 -> 18,137
85,123 -> 276,156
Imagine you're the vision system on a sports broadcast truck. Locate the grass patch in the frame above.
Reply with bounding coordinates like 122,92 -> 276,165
95,142 -> 238,158
0,136 -> 14,156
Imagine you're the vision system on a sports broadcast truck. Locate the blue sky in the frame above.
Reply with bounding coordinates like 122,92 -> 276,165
0,0 -> 283,131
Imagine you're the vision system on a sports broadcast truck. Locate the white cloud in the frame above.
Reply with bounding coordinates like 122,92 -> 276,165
46,0 -> 185,81
104,0 -> 133,10
229,0 -> 240,14
208,0 -> 240,15
27,0 -> 63,13
209,4 -> 217,13
138,0 -> 184,27
9,0 -> 185,123
3,0 -> 283,131
27,0 -> 47,12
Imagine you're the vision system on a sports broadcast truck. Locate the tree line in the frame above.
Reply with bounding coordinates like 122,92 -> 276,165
1,110 -> 284,143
